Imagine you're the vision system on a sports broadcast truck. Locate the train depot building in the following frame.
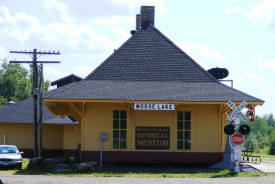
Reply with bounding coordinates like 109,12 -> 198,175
0,6 -> 264,164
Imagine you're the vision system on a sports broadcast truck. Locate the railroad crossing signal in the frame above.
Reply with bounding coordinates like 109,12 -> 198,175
227,101 -> 247,122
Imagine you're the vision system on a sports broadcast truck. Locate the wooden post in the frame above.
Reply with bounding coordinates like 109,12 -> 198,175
33,49 -> 38,157
38,64 -> 43,157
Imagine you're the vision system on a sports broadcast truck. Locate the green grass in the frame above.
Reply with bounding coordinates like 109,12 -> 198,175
0,159 -> 274,178
0,158 -> 29,174
255,153 -> 275,159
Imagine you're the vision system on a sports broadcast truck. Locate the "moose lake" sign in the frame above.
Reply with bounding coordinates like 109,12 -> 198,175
135,127 -> 170,150
134,103 -> 175,111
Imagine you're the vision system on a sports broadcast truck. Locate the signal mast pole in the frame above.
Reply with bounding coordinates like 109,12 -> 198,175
10,49 -> 60,157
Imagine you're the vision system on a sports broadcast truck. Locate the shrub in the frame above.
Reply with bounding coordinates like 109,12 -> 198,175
269,138 -> 275,155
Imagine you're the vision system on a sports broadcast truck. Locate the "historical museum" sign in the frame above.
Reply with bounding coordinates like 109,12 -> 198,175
134,103 -> 175,111
135,127 -> 170,150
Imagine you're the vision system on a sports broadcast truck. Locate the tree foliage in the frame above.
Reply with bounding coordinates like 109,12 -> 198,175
0,58 -> 50,107
242,114 -> 275,155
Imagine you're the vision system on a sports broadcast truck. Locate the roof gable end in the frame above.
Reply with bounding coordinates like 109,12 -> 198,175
86,25 -> 217,82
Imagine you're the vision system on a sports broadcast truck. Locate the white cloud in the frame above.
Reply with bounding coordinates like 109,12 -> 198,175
90,15 -> 133,25
109,0 -> 168,16
110,27 -> 129,41
233,51 -> 240,58
247,0 -> 275,21
0,6 -> 39,25
74,65 -> 96,78
0,45 -> 6,56
0,6 -> 40,42
252,53 -> 262,63
178,42 -> 228,66
0,6 -> 121,54
229,0 -> 240,2
259,58 -> 275,70
235,70 -> 271,97
225,6 -> 244,14
41,23 -> 117,52
250,54 -> 275,71
43,0 -> 72,22
44,65 -> 70,82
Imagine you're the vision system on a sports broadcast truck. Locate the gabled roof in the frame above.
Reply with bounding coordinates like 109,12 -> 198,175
45,25 -> 263,103
51,74 -> 82,88
86,26 -> 217,82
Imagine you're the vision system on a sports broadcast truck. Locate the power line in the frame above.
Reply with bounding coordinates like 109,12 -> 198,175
9,61 -> 60,63
10,50 -> 60,55
9,48 -> 60,157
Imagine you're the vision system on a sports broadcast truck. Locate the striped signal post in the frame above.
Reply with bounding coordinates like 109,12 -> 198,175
226,101 -> 248,173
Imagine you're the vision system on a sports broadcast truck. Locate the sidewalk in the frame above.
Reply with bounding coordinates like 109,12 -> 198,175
242,158 -> 275,173
246,163 -> 275,173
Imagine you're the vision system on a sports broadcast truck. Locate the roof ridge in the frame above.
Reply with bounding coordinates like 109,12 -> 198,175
85,29 -> 142,80
148,25 -> 219,83
51,74 -> 82,85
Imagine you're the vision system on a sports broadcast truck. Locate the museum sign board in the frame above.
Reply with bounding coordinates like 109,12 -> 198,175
135,126 -> 170,150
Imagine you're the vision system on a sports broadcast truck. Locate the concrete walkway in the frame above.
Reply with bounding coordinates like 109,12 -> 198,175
246,163 -> 275,173
243,157 -> 275,173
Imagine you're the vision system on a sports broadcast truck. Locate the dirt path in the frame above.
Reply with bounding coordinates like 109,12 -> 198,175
1,175 -> 275,184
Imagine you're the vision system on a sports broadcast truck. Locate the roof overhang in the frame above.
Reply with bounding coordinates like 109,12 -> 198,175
44,99 -> 264,106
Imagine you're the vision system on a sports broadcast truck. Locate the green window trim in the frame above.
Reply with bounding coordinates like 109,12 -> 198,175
113,110 -> 127,149
177,111 -> 191,150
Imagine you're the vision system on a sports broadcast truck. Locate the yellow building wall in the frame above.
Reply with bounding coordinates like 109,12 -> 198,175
0,123 -> 33,148
0,102 -> 223,153
191,105 -> 221,152
81,102 -> 223,153
63,125 -> 79,150
0,123 -> 64,150
42,124 -> 63,149
81,103 -> 116,151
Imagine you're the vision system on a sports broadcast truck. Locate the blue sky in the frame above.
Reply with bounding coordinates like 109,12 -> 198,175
0,0 -> 274,116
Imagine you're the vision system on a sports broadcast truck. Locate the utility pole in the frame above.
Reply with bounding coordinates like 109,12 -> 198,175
38,64 -> 43,157
10,49 -> 60,157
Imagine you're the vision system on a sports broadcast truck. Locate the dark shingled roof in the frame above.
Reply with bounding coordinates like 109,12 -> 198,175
51,74 -> 82,88
0,86 -> 78,125
86,26 -> 217,82
44,80 -> 263,102
45,25 -> 263,103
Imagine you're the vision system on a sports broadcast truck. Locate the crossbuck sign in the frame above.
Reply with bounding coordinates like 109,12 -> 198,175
227,101 -> 247,121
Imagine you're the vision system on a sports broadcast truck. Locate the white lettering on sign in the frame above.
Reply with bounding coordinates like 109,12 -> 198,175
134,103 -> 175,111
227,101 -> 247,121
231,133 -> 244,146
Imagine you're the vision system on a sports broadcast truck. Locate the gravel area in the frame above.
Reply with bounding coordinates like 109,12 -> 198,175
1,175 -> 275,184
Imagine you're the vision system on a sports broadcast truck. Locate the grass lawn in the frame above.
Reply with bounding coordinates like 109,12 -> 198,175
0,158 -> 29,174
255,153 -> 275,159
0,158 -> 274,178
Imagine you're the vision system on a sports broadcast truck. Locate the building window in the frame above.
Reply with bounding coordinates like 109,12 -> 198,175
113,110 -> 127,149
177,111 -> 191,150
